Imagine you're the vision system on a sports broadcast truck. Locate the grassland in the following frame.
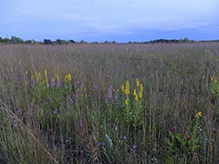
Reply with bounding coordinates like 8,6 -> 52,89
0,43 -> 219,163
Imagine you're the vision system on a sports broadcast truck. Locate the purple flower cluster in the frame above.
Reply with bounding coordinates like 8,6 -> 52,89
98,142 -> 105,146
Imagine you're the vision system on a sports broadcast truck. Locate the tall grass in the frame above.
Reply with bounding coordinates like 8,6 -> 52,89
0,43 -> 219,163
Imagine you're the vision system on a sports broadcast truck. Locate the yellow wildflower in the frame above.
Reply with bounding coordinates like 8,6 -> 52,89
125,99 -> 128,105
121,84 -> 124,92
194,112 -> 202,118
55,74 -> 59,82
35,71 -> 40,80
41,79 -> 45,85
117,89 -> 119,92
64,73 -> 71,82
115,127 -> 118,130
25,70 -> 28,76
139,91 -> 142,98
45,70 -> 48,83
84,87 -> 86,91
203,76 -> 205,80
136,79 -> 140,87
133,89 -> 137,96
214,79 -> 217,83
124,80 -> 130,95
38,72 -> 41,80
135,95 -> 139,102
31,74 -> 34,80
140,84 -> 143,92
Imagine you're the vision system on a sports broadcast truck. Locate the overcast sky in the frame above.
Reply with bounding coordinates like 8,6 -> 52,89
0,0 -> 218,42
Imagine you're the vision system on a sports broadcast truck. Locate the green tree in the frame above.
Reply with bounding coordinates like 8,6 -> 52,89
183,37 -> 190,43
10,36 -> 23,43
0,37 -> 4,43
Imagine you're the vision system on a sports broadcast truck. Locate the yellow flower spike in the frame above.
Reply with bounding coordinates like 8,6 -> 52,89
203,76 -> 205,80
84,87 -> 86,91
194,112 -> 202,118
121,84 -> 124,92
214,79 -> 217,83
31,74 -> 34,80
117,89 -> 119,92
140,84 -> 143,92
64,74 -> 71,82
38,72 -> 41,80
133,89 -> 137,96
55,74 -> 59,82
135,95 -> 139,102
115,127 -> 118,130
136,78 -> 140,87
113,89 -> 115,91
41,79 -> 45,85
124,80 -> 130,95
139,91 -> 142,98
45,70 -> 48,83
125,99 -> 128,105
68,73 -> 72,81
25,70 -> 28,76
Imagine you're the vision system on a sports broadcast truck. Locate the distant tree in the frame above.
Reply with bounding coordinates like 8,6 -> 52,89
69,40 -> 76,43
4,38 -> 10,43
35,41 -> 42,44
24,40 -> 33,44
10,36 -> 23,43
55,39 -> 62,44
43,39 -> 53,45
183,37 -> 190,43
80,40 -> 86,43
0,37 -> 4,43
112,41 -> 116,43
104,40 -> 109,44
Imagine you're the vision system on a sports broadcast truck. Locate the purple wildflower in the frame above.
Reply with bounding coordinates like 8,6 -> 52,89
69,98 -> 73,103
110,85 -> 113,91
82,83 -> 84,88
115,91 -> 118,101
106,97 -> 108,104
133,145 -> 137,149
94,84 -> 97,90
108,90 -> 111,98
98,142 -> 102,146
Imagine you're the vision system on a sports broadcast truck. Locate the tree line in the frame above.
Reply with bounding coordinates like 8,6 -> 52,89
0,36 -> 219,44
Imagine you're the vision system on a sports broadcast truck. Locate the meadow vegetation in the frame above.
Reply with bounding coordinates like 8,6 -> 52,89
0,43 -> 219,163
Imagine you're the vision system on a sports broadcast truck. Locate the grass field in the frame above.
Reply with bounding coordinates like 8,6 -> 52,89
0,43 -> 219,163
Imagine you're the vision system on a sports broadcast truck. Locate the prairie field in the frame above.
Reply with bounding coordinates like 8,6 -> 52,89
0,43 -> 219,163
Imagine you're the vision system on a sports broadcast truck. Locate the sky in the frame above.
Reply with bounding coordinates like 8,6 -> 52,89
0,0 -> 219,43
